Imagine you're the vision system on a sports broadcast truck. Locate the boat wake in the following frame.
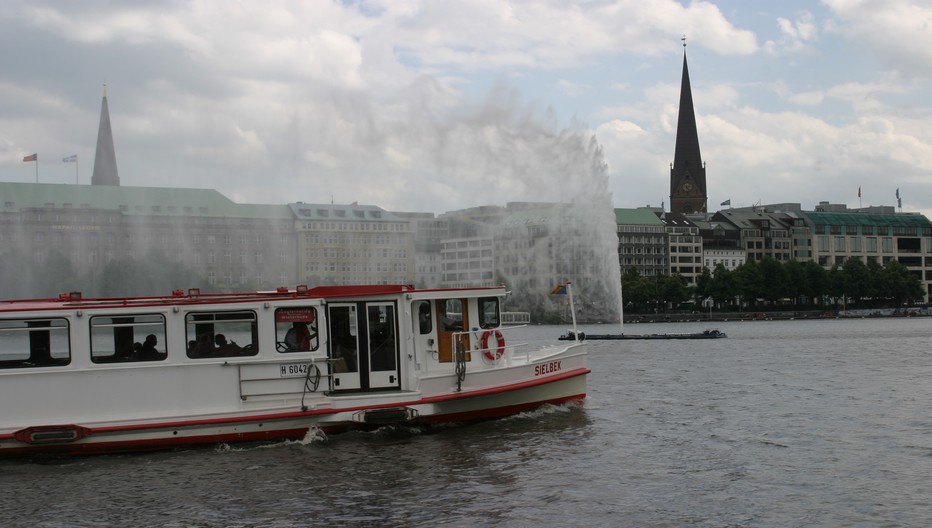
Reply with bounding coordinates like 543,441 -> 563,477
505,401 -> 585,422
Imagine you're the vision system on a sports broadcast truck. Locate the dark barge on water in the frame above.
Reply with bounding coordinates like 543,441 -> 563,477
558,329 -> 727,341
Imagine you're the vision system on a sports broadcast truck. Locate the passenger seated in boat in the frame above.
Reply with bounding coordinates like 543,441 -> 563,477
193,333 -> 215,357
418,302 -> 432,334
138,334 -> 163,361
284,323 -> 311,351
214,334 -> 242,356
111,341 -> 138,362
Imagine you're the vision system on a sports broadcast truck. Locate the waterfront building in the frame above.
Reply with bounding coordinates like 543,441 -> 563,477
392,212 -> 448,288
291,203 -> 414,286
796,209 -> 932,300
440,235 -> 496,288
691,217 -> 746,272
709,209 -> 794,262
615,208 -> 668,277
656,211 -> 702,285
0,182 -> 295,292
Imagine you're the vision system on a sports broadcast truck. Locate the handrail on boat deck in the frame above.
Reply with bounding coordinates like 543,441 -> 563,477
451,324 -> 531,362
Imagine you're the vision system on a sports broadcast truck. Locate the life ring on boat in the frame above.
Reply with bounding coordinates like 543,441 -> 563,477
481,329 -> 506,361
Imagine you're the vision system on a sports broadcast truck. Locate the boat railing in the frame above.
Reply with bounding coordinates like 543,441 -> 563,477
452,324 -> 531,365
233,355 -> 334,403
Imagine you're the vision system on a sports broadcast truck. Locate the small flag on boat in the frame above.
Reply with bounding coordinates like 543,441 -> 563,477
22,153 -> 37,162
550,284 -> 568,295
62,154 -> 77,162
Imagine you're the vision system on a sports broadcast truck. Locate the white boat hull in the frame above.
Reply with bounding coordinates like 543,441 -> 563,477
0,364 -> 587,456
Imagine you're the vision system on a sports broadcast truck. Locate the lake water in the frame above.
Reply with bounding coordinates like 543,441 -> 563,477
3,317 -> 932,527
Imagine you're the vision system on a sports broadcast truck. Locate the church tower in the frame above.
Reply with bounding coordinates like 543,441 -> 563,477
91,85 -> 120,186
669,44 -> 706,214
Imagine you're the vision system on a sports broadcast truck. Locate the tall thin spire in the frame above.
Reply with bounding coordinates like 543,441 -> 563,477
91,84 -> 120,186
669,43 -> 707,214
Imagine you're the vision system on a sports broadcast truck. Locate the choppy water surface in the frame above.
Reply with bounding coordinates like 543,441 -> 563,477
4,318 -> 932,527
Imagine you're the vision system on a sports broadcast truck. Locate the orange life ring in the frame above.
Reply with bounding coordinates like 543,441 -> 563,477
481,329 -> 505,360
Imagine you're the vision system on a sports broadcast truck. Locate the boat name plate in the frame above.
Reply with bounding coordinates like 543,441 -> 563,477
280,362 -> 311,377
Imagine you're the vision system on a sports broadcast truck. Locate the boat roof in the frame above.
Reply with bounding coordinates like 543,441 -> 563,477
0,284 -> 507,314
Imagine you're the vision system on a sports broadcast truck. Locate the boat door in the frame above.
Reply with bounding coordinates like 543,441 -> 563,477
328,301 -> 400,392
436,299 -> 470,363
365,303 -> 399,389
328,303 -> 361,391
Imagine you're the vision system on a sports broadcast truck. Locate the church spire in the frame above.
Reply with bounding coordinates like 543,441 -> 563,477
91,84 -> 120,186
669,41 -> 707,214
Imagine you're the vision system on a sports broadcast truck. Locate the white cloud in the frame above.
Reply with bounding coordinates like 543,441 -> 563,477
3,0 -> 931,219
824,0 -> 932,78
764,11 -> 818,55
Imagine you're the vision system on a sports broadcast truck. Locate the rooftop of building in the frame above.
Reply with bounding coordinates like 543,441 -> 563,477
615,207 -> 665,226
0,182 -> 291,219
288,202 -> 402,222
801,210 -> 932,228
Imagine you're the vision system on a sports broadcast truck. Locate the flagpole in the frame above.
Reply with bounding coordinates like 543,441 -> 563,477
75,155 -> 79,184
566,281 -> 579,342
35,158 -> 38,183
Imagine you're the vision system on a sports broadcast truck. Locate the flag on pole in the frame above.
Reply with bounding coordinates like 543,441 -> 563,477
62,154 -> 77,163
896,188 -> 900,199
857,186 -> 861,198
550,284 -> 568,295
720,199 -> 731,206
22,153 -> 37,162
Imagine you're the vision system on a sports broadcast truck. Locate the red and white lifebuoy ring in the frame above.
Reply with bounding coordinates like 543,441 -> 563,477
481,329 -> 506,360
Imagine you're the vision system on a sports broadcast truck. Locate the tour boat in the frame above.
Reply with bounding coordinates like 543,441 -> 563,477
0,284 -> 588,456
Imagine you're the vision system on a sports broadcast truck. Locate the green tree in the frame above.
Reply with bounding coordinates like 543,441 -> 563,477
759,256 -> 788,304
864,259 -> 886,304
709,264 -> 737,309
658,273 -> 690,310
841,258 -> 870,306
884,260 -> 925,305
621,268 -> 650,312
802,260 -> 828,305
694,267 -> 712,302
734,259 -> 764,308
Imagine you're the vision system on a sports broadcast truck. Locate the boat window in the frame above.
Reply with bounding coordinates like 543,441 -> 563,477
439,300 -> 463,332
274,307 -> 319,353
0,318 -> 70,368
368,304 -> 397,372
416,301 -> 432,334
185,311 -> 259,358
478,297 -> 501,329
90,314 -> 167,363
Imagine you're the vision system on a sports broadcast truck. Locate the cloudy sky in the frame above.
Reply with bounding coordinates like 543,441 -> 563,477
1,0 -> 930,216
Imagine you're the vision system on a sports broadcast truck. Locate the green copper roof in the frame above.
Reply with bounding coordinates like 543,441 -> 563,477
801,211 -> 932,228
0,182 -> 292,219
614,208 -> 665,226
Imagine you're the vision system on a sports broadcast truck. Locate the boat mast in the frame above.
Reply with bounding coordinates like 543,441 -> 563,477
567,281 -> 579,341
